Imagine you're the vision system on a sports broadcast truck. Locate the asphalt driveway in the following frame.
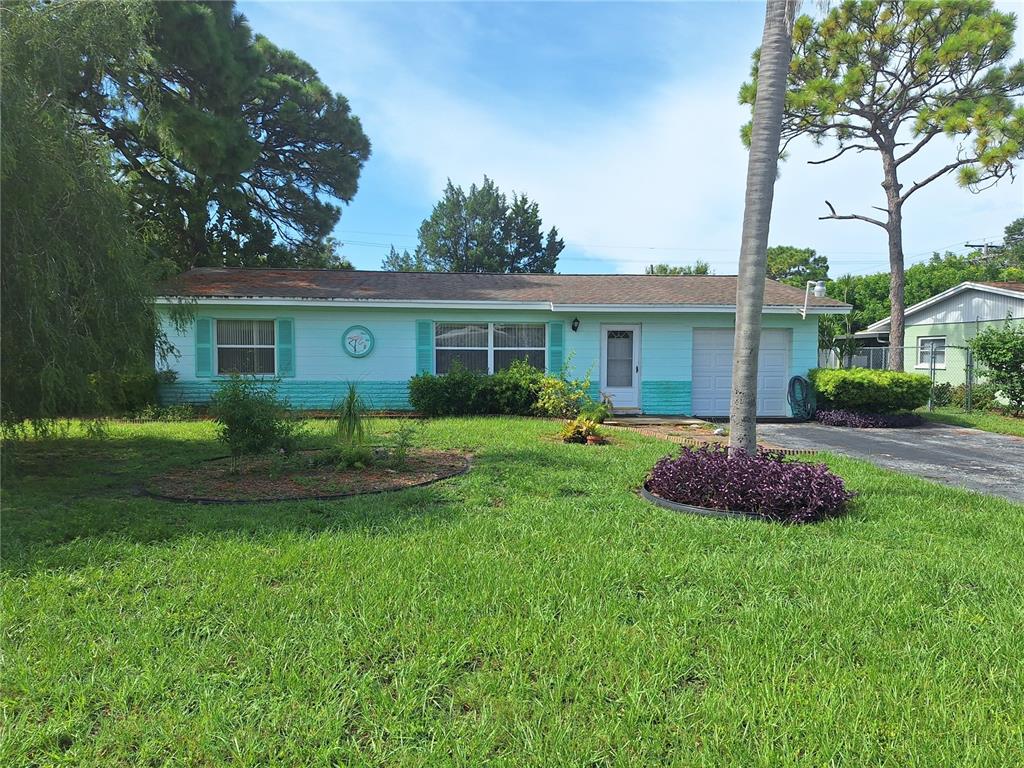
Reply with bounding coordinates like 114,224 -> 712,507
758,422 -> 1024,503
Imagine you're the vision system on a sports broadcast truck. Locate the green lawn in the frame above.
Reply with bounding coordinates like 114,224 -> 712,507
3,418 -> 1023,766
920,406 -> 1024,437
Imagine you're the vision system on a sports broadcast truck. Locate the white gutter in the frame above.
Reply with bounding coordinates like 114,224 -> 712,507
156,295 -> 849,315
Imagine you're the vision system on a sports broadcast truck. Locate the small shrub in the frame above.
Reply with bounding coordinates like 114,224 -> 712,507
950,382 -> 1001,411
814,408 -> 923,428
580,398 -> 612,424
408,361 -> 496,416
970,321 -> 1024,415
383,418 -> 418,468
931,382 -> 953,407
407,372 -> 448,416
809,368 -> 931,412
162,403 -> 196,421
491,360 -> 543,415
559,417 -> 601,444
534,372 -> 593,418
645,445 -> 854,523
329,443 -> 376,469
210,375 -> 299,459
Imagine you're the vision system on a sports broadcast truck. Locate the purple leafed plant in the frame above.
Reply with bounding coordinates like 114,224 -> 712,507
814,409 -> 923,428
644,445 -> 854,523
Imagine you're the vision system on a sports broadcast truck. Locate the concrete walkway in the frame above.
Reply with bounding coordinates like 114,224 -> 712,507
758,422 -> 1024,503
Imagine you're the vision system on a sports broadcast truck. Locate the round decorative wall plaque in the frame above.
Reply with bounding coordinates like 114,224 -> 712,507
342,325 -> 374,358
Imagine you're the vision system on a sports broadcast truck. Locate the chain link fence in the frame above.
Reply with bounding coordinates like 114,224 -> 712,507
818,344 -> 981,412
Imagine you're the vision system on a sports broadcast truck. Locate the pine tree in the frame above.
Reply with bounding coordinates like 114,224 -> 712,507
742,0 -> 1024,369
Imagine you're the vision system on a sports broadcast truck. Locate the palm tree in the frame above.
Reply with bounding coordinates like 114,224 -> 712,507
729,0 -> 800,455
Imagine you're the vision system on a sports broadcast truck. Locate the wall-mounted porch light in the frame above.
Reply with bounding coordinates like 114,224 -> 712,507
571,317 -> 580,332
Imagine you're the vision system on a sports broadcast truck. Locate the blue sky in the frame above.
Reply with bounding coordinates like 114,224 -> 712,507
240,1 -> 1024,276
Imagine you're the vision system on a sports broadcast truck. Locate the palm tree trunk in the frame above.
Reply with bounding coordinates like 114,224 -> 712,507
729,0 -> 799,455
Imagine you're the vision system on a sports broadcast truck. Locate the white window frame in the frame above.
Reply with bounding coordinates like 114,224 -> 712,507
434,321 -> 546,375
215,318 -> 276,376
915,335 -> 946,370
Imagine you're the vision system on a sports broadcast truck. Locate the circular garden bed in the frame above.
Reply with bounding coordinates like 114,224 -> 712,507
143,449 -> 470,503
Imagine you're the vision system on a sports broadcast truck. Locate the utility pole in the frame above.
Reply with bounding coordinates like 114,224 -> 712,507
965,241 -> 1005,260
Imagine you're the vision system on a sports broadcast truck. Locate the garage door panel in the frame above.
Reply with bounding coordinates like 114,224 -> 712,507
692,329 -> 791,416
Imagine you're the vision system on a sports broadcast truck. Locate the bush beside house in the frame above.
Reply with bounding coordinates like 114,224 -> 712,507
408,361 -> 596,418
209,375 -> 300,460
808,368 -> 930,428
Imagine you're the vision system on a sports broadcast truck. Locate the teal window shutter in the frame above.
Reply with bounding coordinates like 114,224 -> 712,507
547,321 -> 564,375
415,320 -> 434,374
195,317 -> 213,378
276,318 -> 295,377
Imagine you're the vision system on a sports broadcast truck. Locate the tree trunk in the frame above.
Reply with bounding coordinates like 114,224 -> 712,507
729,0 -> 799,456
885,210 -> 906,370
881,151 -> 905,371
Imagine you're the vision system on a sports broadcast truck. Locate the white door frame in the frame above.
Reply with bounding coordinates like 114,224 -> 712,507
600,324 -> 641,410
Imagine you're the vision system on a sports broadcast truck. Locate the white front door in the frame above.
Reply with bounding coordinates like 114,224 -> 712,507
602,325 -> 641,410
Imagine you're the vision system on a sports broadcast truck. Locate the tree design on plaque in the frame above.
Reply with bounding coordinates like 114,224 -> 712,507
342,325 -> 374,358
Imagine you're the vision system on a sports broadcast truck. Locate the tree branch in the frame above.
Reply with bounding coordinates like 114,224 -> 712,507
819,200 -> 889,230
899,158 -> 972,203
807,143 -> 875,165
894,127 -> 942,166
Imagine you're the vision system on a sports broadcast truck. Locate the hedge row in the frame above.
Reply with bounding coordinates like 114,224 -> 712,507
809,368 -> 931,413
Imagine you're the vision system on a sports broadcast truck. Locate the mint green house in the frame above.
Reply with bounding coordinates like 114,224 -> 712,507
157,269 -> 849,417
854,281 -> 1024,384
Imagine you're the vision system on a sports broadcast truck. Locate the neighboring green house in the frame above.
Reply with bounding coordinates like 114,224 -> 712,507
853,281 -> 1024,384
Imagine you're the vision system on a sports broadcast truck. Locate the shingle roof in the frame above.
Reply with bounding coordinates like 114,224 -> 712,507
159,268 -> 850,309
979,281 -> 1024,293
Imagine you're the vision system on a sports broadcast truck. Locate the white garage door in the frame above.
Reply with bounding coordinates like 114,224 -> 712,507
691,329 -> 791,417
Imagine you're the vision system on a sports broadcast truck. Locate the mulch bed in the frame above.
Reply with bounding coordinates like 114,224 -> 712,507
142,449 -> 470,504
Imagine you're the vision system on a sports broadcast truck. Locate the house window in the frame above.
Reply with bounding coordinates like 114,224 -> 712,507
435,322 -> 489,374
434,322 -> 546,374
493,323 -> 546,371
916,336 -> 946,368
216,319 -> 275,375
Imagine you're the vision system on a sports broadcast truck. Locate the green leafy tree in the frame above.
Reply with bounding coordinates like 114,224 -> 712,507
1,0 -> 160,421
969,321 -> 1024,415
416,177 -> 564,273
765,245 -> 829,287
742,0 -> 1024,370
1005,217 -> 1024,258
382,245 -> 427,272
645,260 -> 712,275
74,0 -> 370,273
